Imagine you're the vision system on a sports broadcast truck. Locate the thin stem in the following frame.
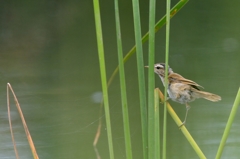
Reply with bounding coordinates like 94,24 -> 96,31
114,0 -> 132,158
132,0 -> 148,158
215,88 -> 240,159
157,88 -> 207,159
7,83 -> 39,159
93,0 -> 114,158
148,0 -> 156,158
163,0 -> 171,158
154,88 -> 160,159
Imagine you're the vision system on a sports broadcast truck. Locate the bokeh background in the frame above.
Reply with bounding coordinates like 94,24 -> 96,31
0,0 -> 240,158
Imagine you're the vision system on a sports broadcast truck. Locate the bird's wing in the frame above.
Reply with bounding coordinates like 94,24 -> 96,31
169,73 -> 204,89
180,78 -> 203,90
179,77 -> 203,88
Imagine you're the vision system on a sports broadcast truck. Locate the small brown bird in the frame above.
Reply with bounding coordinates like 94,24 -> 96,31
148,63 -> 221,126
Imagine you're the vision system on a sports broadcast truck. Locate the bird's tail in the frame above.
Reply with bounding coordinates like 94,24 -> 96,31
193,90 -> 221,102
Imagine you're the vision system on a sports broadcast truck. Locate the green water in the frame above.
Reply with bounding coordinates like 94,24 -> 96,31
0,0 -> 240,159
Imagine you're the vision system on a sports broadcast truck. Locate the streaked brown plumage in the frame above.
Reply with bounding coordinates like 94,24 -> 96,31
168,73 -> 221,103
147,63 -> 221,126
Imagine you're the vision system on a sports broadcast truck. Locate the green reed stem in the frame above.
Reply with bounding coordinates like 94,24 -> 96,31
154,88 -> 160,159
93,0 -> 114,158
114,0 -> 133,158
163,0 -> 171,158
215,88 -> 240,159
132,0 -> 148,158
148,0 -> 156,158
156,88 -> 207,159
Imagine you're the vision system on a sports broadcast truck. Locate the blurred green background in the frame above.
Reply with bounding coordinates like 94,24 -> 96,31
0,0 -> 240,158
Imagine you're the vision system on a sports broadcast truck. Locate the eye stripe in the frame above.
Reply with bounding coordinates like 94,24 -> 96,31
155,64 -> 164,69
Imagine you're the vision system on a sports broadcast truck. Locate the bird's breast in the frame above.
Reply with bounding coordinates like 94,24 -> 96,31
168,83 -> 196,104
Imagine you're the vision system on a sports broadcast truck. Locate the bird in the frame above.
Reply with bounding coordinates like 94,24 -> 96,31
146,63 -> 221,127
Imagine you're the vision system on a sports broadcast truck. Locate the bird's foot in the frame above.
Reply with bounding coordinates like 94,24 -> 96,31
160,97 -> 170,104
179,121 -> 186,128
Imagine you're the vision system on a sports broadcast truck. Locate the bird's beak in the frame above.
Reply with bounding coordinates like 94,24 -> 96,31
144,66 -> 149,68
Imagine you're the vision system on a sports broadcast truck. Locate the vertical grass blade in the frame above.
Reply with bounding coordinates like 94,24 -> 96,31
215,88 -> 240,159
107,0 -> 189,87
154,88 -> 160,159
156,88 -> 207,159
163,0 -> 171,159
148,0 -> 156,158
114,0 -> 133,158
93,0 -> 114,158
132,0 -> 148,158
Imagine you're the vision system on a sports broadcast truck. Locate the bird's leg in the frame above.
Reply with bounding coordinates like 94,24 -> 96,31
179,103 -> 191,128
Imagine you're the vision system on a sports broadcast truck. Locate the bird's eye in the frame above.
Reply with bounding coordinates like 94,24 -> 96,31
156,66 -> 160,69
